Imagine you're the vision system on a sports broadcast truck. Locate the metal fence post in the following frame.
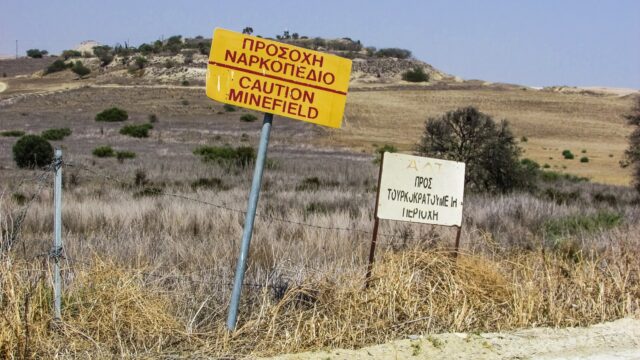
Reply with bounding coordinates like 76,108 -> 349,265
53,149 -> 63,320
227,113 -> 273,330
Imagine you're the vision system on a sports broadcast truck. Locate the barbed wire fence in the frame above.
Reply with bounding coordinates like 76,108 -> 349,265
2,153 -> 444,319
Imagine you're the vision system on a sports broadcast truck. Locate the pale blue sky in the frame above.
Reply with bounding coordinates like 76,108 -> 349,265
1,0 -> 638,88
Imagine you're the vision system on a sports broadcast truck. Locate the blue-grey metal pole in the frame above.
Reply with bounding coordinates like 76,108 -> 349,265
227,113 -> 273,330
53,149 -> 63,320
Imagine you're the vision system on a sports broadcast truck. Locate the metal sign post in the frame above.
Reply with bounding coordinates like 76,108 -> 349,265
226,113 -> 273,330
53,149 -> 63,320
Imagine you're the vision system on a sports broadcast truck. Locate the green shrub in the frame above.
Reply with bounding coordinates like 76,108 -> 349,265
543,211 -> 622,239
12,135 -> 54,168
401,67 -> 429,82
134,56 -> 148,69
240,114 -> 258,122
71,61 -> 91,77
45,60 -> 71,74
1,130 -> 25,137
562,150 -> 574,159
61,50 -> 82,59
116,151 -> 136,161
191,177 -> 229,191
580,156 -> 589,163
543,163 -> 551,168
374,144 -> 397,164
375,48 -> 411,59
540,170 -> 588,183
26,49 -> 47,58
120,123 -> 153,138
92,146 -> 115,158
223,104 -> 236,112
520,136 -> 528,142
181,100 -> 189,106
193,145 -> 256,168
41,128 -> 72,141
96,107 -> 128,122
181,80 -> 190,86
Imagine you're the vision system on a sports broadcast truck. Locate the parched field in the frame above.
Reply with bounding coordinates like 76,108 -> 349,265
0,73 -> 639,357
339,88 -> 635,185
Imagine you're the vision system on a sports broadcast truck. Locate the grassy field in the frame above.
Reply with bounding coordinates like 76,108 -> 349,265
338,88 -> 635,185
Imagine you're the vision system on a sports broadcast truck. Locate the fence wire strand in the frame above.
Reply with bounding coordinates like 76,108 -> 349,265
62,161 -> 405,239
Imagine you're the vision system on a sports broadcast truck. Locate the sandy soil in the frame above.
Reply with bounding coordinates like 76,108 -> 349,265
267,318 -> 640,360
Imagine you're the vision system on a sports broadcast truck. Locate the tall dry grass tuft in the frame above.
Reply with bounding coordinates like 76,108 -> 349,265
0,259 -> 186,358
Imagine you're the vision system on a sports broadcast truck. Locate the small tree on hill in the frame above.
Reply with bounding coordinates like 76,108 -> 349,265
416,106 -> 532,193
402,67 -> 429,82
242,27 -> 254,35
624,96 -> 640,193
13,135 -> 54,168
26,49 -> 47,58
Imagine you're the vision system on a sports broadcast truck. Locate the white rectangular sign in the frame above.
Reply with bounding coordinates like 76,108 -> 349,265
377,153 -> 466,226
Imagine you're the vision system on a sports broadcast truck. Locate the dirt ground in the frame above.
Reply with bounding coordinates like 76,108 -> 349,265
267,317 -> 640,360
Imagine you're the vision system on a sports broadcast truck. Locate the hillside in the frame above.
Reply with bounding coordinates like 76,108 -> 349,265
0,34 -> 638,185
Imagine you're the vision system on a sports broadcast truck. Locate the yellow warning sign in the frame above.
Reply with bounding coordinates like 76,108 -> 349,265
206,28 -> 352,128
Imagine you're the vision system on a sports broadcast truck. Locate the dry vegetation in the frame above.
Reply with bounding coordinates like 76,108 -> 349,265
1,151 -> 638,357
1,60 -> 639,357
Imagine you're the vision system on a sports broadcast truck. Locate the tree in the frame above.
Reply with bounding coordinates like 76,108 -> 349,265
416,106 -> 531,193
93,45 -> 114,66
624,96 -> 640,193
242,27 -> 254,35
13,135 -> 54,168
26,49 -> 46,58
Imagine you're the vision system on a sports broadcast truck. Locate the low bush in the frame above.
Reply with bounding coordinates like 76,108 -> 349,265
543,211 -> 622,240
240,114 -> 258,122
120,123 -> 153,138
542,188 -> 581,205
191,177 -> 229,191
134,186 -> 162,198
580,156 -> 589,163
375,48 -> 412,59
41,128 -> 72,141
401,67 -> 429,82
540,170 -> 588,183
71,61 -> 91,77
296,177 -> 321,191
223,104 -> 236,112
13,135 -> 54,168
148,114 -> 158,123
562,150 -> 574,160
12,192 -> 27,205
45,59 -> 71,74
181,80 -> 190,86
96,107 -> 128,122
92,146 -> 115,158
1,130 -> 25,137
26,49 -> 47,58
116,151 -> 136,162
193,145 -> 256,168
520,136 -> 528,142
61,49 -> 82,59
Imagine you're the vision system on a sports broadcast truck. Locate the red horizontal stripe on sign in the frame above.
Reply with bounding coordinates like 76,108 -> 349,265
208,61 -> 348,96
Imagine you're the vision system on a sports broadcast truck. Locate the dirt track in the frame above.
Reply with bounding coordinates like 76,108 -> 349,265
267,318 -> 640,359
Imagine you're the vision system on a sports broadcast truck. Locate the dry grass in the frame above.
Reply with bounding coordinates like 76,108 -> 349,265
335,89 -> 635,185
1,153 -> 639,357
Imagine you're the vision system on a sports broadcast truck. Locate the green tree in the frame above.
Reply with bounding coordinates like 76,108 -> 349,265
26,49 -> 47,58
624,97 -> 640,193
13,135 -> 54,168
416,106 -> 531,193
242,27 -> 254,35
